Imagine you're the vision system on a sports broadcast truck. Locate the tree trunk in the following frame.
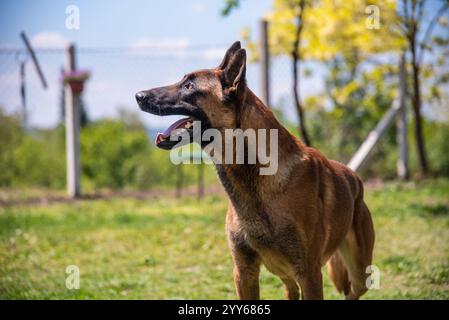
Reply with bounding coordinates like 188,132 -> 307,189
292,52 -> 311,146
292,0 -> 311,146
410,38 -> 429,175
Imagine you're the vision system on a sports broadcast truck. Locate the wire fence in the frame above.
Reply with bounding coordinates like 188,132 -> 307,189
0,44 -> 300,132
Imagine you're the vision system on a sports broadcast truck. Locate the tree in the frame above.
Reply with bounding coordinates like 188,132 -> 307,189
222,0 -> 241,15
224,0 -> 449,177
263,0 -> 313,145
398,0 -> 449,175
291,0 -> 312,145
225,0 -> 401,147
223,0 -> 313,145
268,0 -> 402,146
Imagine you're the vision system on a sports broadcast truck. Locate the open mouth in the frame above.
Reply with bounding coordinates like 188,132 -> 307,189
155,117 -> 195,150
135,89 -> 211,150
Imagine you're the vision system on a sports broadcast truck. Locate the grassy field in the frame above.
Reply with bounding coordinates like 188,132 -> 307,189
0,179 -> 448,299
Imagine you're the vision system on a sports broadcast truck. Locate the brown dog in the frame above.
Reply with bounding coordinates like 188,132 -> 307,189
135,41 -> 375,300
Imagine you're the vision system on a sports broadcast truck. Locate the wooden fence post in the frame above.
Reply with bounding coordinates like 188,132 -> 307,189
347,55 -> 411,173
260,19 -> 270,107
347,101 -> 401,172
65,44 -> 81,198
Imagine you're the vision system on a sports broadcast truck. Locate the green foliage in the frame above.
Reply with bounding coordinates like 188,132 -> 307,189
0,109 -> 22,187
226,0 -> 448,177
13,127 -> 66,188
0,107 -> 216,190
413,121 -> 449,177
275,83 -> 449,180
221,0 -> 241,16
242,0 -> 403,61
0,109 -> 65,188
320,56 -> 397,168
80,120 -> 151,188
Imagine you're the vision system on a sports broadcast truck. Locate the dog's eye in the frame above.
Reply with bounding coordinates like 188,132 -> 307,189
183,82 -> 194,90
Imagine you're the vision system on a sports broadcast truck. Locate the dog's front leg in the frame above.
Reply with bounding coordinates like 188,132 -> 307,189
281,277 -> 300,300
296,265 -> 324,300
233,258 -> 261,299
230,245 -> 261,300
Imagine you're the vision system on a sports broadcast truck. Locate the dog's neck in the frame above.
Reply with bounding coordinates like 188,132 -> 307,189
213,89 -> 305,216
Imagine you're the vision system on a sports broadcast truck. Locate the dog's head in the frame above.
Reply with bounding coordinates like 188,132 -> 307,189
135,41 -> 247,150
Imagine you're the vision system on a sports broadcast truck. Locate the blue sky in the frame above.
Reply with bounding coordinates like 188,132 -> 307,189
1,0 -> 314,129
0,0 -> 271,47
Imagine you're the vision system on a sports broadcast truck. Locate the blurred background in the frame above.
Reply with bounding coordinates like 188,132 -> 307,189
0,0 -> 448,299
1,0 -> 448,192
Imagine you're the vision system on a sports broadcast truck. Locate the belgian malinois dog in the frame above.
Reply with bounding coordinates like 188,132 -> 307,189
135,41 -> 375,300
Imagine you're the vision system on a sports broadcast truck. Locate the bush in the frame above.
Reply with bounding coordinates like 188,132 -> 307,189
0,110 -> 22,187
0,105 -> 447,190
79,118 -> 215,190
276,106 -> 449,180
0,110 -> 65,188
0,108 -> 217,190
412,121 -> 449,177
13,128 -> 65,188
80,120 -> 151,188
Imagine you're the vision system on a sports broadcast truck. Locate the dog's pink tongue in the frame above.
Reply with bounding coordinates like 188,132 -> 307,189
160,118 -> 190,138
155,118 -> 191,144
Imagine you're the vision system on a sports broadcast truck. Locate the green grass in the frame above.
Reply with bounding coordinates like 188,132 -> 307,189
0,179 -> 448,299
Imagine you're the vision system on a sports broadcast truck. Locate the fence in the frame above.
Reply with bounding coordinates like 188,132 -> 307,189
0,27 -> 299,197
0,25 -> 410,197
0,43 -> 296,132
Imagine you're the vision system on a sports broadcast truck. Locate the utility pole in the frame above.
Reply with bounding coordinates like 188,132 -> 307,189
65,44 -> 81,198
260,19 -> 270,107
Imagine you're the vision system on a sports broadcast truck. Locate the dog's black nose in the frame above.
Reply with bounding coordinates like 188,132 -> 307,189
135,91 -> 147,104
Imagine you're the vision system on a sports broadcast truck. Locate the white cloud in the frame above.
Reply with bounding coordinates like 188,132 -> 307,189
0,43 -> 19,50
192,2 -> 207,13
31,31 -> 69,48
128,38 -> 228,62
202,47 -> 226,61
128,37 -> 191,59
127,37 -> 193,61
130,37 -> 190,51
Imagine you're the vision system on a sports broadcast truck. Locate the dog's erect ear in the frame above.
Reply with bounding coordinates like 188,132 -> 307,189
223,48 -> 246,90
217,41 -> 241,70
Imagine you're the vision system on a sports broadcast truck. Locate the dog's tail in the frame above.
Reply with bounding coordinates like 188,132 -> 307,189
327,253 -> 351,296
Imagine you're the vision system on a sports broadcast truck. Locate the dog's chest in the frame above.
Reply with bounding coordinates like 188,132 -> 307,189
231,216 -> 298,278
227,201 -> 274,248
218,164 -> 301,276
